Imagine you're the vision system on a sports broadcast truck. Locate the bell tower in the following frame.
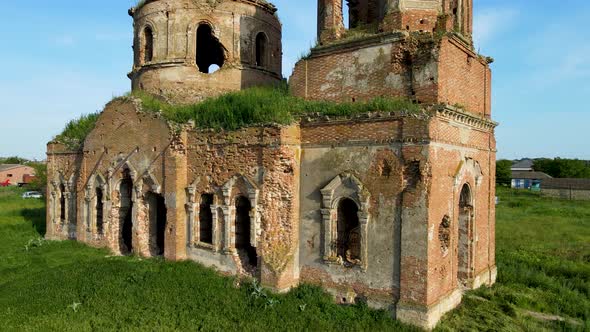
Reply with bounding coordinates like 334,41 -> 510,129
128,0 -> 283,104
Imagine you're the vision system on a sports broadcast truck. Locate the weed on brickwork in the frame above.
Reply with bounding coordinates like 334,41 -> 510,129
53,86 -> 419,146
131,86 -> 420,130
53,112 -> 101,150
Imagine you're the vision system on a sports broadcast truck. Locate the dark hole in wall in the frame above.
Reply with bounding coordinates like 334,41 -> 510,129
337,198 -> 361,262
96,188 -> 104,235
143,27 -> 154,63
59,184 -> 66,222
404,161 -> 421,189
199,194 -> 214,244
120,169 -> 134,254
439,215 -> 451,253
235,196 -> 257,267
196,24 -> 225,74
147,192 -> 167,256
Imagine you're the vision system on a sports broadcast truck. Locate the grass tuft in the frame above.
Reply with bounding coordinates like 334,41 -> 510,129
54,112 -> 101,150
130,86 -> 420,131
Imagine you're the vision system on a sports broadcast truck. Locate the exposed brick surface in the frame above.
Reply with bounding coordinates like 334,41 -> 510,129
45,0 -> 496,329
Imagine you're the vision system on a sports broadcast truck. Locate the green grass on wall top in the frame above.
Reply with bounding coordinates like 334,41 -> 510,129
53,86 -> 420,148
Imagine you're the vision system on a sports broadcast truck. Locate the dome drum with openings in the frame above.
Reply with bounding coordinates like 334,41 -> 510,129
128,0 -> 282,104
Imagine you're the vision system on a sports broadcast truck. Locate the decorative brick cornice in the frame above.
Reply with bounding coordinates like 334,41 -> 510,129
435,106 -> 498,131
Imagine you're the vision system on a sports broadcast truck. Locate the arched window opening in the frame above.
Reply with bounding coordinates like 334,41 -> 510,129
255,32 -> 268,67
458,184 -> 474,284
196,24 -> 225,74
199,194 -> 214,244
96,188 -> 104,235
143,26 -> 154,63
59,184 -> 66,223
147,192 -> 167,256
235,196 -> 257,269
119,170 -> 134,254
336,198 -> 361,263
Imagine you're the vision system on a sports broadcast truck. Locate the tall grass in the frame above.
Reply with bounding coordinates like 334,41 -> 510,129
53,87 -> 419,147
54,112 -> 100,150
131,87 -> 420,131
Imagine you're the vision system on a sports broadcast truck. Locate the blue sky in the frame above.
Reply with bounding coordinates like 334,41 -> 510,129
0,0 -> 588,161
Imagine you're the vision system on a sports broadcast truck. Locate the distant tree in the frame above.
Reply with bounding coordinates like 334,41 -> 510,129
0,156 -> 29,165
496,159 -> 512,186
533,158 -> 590,178
28,162 -> 47,191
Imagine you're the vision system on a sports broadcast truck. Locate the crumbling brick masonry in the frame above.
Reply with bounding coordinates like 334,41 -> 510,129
47,0 -> 496,329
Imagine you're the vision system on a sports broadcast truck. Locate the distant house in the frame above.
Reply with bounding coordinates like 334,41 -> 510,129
541,178 -> 590,200
0,164 -> 36,186
511,171 -> 552,190
511,159 -> 534,172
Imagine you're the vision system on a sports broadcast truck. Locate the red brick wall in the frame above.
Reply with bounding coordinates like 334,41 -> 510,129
381,10 -> 439,33
425,117 -> 496,305
291,36 -> 491,118
301,119 -> 401,145
437,37 -> 491,117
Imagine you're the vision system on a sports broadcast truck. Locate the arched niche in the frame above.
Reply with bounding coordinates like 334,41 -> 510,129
320,172 -> 371,270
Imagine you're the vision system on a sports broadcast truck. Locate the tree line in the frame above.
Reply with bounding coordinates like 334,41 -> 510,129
496,158 -> 590,186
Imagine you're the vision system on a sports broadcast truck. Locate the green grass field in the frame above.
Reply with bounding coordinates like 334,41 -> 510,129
0,187 -> 588,331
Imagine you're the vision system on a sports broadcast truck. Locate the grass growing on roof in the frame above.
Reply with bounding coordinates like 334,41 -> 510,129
132,86 -> 420,130
54,112 -> 100,150
52,86 -> 419,148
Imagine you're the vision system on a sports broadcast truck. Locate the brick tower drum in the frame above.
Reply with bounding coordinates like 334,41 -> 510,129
128,0 -> 283,104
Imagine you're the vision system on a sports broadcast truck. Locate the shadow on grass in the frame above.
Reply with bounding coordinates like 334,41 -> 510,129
21,207 -> 46,236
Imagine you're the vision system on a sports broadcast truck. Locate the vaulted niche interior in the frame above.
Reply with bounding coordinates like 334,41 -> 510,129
143,26 -> 154,63
199,194 -> 214,244
235,196 -> 257,268
59,183 -> 66,222
337,198 -> 361,262
95,187 -> 104,235
196,24 -> 225,74
120,169 -> 134,254
255,32 -> 268,67
458,184 -> 474,284
147,192 -> 167,256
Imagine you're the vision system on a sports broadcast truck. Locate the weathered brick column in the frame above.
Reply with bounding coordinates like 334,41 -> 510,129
164,131 -> 188,261
318,0 -> 345,44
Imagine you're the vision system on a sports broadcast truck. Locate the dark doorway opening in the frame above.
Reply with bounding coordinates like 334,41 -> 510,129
59,184 -> 66,223
96,188 -> 104,235
199,194 -> 214,244
120,170 -> 134,254
458,184 -> 474,284
147,192 -> 167,256
255,32 -> 267,67
337,198 -> 361,263
196,24 -> 225,74
235,196 -> 257,268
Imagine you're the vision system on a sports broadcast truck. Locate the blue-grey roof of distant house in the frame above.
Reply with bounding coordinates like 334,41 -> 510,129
542,178 -> 590,190
511,171 -> 552,180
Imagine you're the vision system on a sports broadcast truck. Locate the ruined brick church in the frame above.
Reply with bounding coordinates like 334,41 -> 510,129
46,0 -> 497,328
